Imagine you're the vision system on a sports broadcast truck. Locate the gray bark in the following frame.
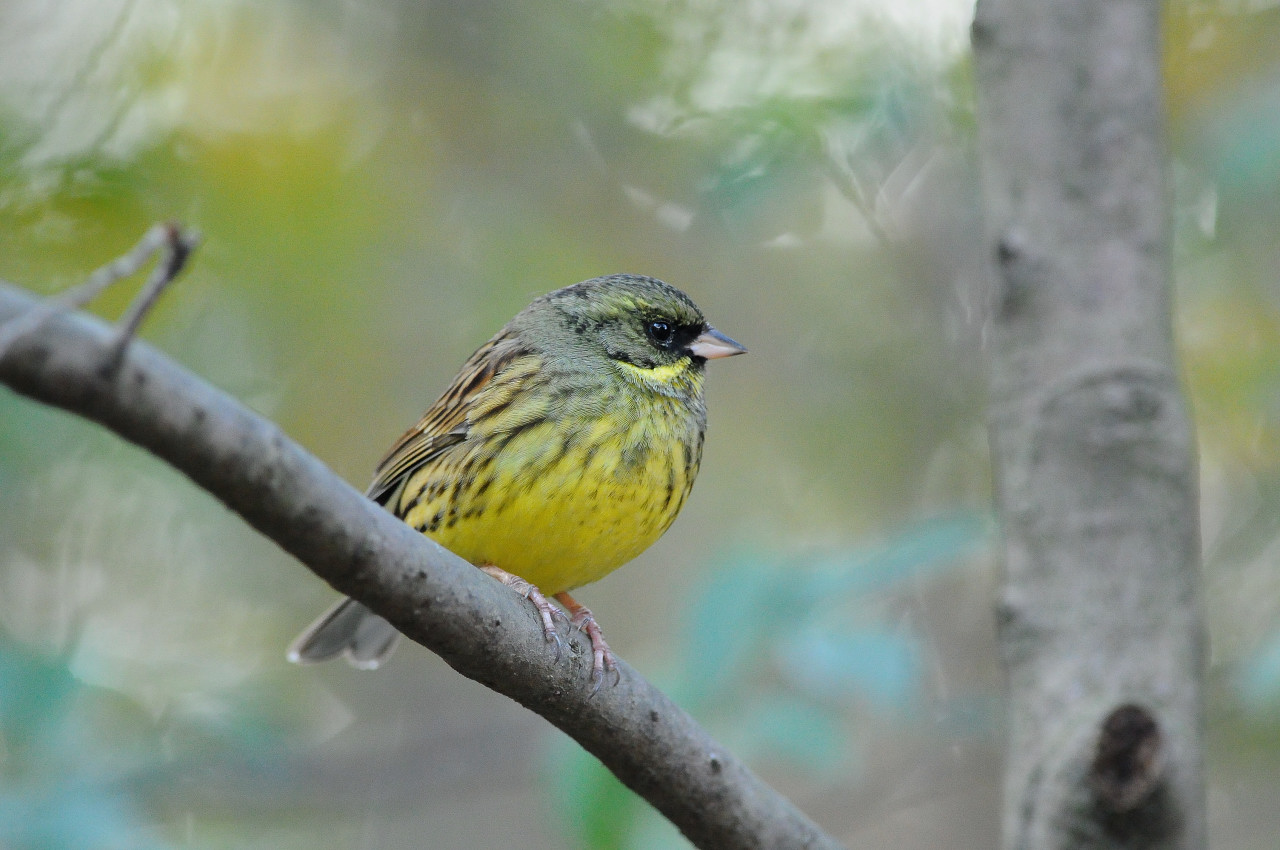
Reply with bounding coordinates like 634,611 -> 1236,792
0,283 -> 844,850
971,0 -> 1207,847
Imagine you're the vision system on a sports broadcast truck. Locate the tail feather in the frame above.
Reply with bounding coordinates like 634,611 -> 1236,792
287,597 -> 402,670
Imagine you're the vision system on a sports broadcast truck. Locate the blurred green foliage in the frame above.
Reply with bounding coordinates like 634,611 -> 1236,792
1,0 -> 1280,847
550,515 -> 989,850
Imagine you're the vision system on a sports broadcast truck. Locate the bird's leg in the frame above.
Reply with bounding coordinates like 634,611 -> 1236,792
480,565 -> 568,657
553,591 -> 619,694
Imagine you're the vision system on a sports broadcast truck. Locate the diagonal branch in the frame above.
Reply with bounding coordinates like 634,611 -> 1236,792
0,254 -> 843,850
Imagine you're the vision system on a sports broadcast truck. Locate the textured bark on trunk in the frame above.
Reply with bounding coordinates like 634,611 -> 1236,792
971,0 -> 1208,847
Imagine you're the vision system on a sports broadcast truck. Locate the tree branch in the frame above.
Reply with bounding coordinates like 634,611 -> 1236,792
0,276 -> 843,850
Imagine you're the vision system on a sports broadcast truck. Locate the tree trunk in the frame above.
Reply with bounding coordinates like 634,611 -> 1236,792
971,0 -> 1208,847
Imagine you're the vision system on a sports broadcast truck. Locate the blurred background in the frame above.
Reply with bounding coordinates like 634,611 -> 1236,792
0,0 -> 1277,847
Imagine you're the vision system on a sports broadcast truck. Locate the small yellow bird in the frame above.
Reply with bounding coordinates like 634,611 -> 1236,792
288,274 -> 745,687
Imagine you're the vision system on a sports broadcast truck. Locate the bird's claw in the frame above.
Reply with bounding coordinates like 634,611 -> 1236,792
481,565 -> 567,659
555,594 -> 617,696
586,658 -> 622,699
481,570 -> 621,689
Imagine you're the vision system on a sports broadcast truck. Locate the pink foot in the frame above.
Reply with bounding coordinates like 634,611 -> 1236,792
481,566 -> 568,658
554,591 -> 619,695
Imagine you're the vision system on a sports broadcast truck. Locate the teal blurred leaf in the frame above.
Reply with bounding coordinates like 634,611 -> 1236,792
0,636 -> 173,849
679,553 -> 787,699
934,694 -> 1002,737
792,512 -> 989,604
1237,628 -> 1280,711
0,785 -> 166,850
547,738 -> 640,850
1208,78 -> 1280,196
0,642 -> 79,755
0,395 -> 95,480
677,514 -> 987,707
0,632 -> 322,848
776,625 -> 921,711
699,118 -> 824,240
573,513 -> 996,847
735,695 -> 852,776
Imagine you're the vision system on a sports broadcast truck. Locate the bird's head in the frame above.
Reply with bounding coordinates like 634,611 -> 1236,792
532,274 -> 745,394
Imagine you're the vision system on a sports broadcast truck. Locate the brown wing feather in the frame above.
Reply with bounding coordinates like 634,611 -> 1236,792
365,329 -> 532,505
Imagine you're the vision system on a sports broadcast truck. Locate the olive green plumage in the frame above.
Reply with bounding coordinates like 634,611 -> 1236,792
289,274 -> 744,673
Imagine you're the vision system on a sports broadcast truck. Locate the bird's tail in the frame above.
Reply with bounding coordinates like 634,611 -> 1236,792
287,597 -> 401,670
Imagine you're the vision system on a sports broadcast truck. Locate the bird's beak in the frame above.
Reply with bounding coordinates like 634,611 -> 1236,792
689,326 -> 747,360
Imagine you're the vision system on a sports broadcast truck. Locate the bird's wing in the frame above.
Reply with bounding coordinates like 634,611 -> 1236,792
365,329 -> 534,506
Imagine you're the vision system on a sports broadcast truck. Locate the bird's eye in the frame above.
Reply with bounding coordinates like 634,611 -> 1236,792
647,320 -> 674,346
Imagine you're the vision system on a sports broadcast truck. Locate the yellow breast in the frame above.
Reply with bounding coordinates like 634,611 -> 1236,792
399,391 -> 701,594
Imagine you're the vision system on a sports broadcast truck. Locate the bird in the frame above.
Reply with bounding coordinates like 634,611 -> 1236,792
287,274 -> 745,689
